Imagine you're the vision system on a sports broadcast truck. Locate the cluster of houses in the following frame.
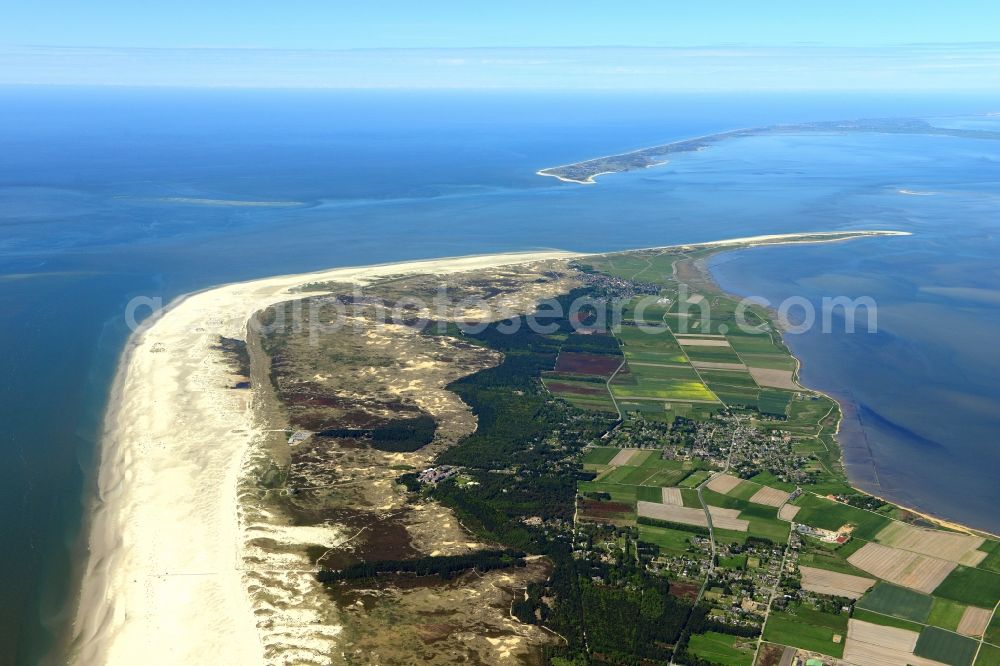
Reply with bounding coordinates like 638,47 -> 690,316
417,465 -> 458,484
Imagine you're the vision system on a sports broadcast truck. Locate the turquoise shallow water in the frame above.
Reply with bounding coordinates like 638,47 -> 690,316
1,89 -> 999,664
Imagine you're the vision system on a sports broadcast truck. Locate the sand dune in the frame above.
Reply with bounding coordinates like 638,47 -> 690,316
70,250 -> 577,666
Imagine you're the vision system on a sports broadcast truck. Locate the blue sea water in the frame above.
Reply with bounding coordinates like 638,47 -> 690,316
1,88 -> 999,664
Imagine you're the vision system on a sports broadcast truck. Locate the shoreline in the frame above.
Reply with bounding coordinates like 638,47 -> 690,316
699,242 -> 1000,540
70,232 -> 988,664
69,250 -> 578,665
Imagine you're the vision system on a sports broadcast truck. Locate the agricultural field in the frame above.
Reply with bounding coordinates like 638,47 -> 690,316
542,377 -> 616,411
637,524 -> 697,556
614,323 -> 688,364
798,566 -> 875,599
762,607 -> 848,658
956,605 -> 992,637
686,631 -> 755,666
875,521 -> 986,565
610,363 -> 718,402
701,489 -> 790,543
552,351 -> 622,378
581,446 -> 619,466
791,493 -> 893,539
976,643 -> 1000,666
856,582 -> 934,622
842,619 -> 927,666
933,565 -> 1000,608
913,626 -> 979,666
679,470 -> 711,488
926,597 -> 969,632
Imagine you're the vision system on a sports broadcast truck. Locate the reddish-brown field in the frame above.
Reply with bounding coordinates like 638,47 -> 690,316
669,581 -> 701,600
578,500 -> 632,522
543,381 -> 606,396
553,352 -> 622,377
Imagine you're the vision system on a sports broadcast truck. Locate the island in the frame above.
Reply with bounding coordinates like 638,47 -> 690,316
72,231 -> 1000,666
537,118 -> 1000,184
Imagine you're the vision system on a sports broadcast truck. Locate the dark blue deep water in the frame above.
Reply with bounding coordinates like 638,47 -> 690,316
1,88 -> 999,664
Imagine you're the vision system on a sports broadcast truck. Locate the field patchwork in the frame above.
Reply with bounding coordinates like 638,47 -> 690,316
608,448 -> 640,467
799,566 -> 875,599
848,543 -> 956,594
706,506 -> 750,532
956,605 -> 992,637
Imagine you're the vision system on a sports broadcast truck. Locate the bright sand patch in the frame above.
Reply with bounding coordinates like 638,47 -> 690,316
608,448 -> 640,467
847,542 -> 957,594
70,250 -> 577,666
746,366 -> 800,390
705,473 -> 743,495
778,504 -> 801,521
690,360 -> 747,370
798,566 -> 875,599
956,605 -> 992,637
661,488 -> 683,505
875,521 -> 985,564
676,337 -> 732,347
748,486 -> 791,508
842,619 -> 951,666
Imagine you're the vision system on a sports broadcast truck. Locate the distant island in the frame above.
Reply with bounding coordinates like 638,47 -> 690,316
537,118 -> 1000,184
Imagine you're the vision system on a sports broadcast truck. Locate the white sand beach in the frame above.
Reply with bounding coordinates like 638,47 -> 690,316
70,250 -> 578,666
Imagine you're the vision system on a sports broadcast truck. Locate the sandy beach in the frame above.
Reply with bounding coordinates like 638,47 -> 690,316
70,250 -> 578,666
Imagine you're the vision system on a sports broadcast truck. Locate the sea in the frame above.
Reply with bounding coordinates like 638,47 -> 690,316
1,87 -> 999,664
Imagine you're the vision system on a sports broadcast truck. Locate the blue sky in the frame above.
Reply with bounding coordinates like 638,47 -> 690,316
3,1 -> 1000,88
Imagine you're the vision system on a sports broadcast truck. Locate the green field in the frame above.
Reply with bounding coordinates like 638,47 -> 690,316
757,389 -> 793,416
856,582 -> 933,623
638,524 -> 695,555
762,608 -> 847,658
791,494 -> 892,539
850,608 -> 925,633
747,471 -> 797,492
681,344 -> 744,365
726,480 -> 761,501
797,544 -> 870,577
934,566 -> 1000,608
914,626 -> 979,666
719,554 -> 748,570
686,631 -> 755,666
643,468 -> 692,487
578,481 -> 641,504
977,540 -> 1000,574
581,447 -> 619,465
679,470 -> 711,488
927,597 -> 968,631
975,642 -> 1000,666
986,612 -> 1000,645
